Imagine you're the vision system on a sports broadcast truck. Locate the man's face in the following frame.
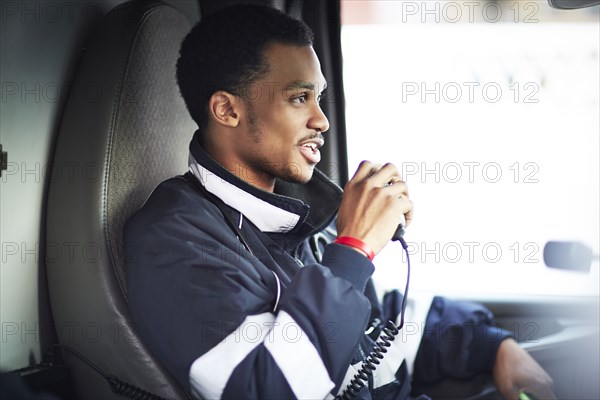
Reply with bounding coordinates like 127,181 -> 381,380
232,43 -> 329,188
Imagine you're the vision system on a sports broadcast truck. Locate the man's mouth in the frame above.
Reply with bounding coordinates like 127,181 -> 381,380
298,137 -> 324,164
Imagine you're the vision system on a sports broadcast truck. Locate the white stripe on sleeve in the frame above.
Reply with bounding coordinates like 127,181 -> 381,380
264,311 -> 335,399
189,313 -> 275,399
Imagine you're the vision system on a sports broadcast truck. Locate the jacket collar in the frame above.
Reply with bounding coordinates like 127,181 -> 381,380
188,130 -> 343,234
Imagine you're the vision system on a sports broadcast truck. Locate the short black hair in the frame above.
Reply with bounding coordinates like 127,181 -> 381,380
176,4 -> 314,129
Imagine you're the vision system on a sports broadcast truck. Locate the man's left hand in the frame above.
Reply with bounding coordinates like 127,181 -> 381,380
493,338 -> 556,400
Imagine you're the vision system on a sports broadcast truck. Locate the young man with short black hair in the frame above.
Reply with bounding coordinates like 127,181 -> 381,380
125,4 -> 555,399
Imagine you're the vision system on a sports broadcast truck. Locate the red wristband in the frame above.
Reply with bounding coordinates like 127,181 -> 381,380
334,236 -> 375,261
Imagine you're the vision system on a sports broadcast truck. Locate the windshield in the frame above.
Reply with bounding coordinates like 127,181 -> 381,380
341,0 -> 599,297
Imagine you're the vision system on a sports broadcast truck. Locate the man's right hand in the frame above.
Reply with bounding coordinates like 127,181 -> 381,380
336,161 -> 413,256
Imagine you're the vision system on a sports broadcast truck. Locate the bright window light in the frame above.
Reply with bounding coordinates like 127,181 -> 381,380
341,0 -> 599,297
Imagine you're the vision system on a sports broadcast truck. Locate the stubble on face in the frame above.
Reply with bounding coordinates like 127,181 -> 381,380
245,101 -> 262,144
244,102 -> 311,186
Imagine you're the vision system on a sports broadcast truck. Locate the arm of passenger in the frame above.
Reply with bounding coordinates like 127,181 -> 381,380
412,297 -> 513,385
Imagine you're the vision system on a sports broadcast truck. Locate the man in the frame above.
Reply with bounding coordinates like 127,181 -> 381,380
125,4 -> 555,399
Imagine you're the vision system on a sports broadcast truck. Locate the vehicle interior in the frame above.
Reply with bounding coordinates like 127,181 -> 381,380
1,0 -> 599,399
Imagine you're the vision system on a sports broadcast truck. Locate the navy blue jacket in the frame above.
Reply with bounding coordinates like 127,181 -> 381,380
125,131 -> 511,399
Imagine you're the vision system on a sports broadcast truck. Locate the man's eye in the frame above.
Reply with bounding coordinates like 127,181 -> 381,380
291,94 -> 308,104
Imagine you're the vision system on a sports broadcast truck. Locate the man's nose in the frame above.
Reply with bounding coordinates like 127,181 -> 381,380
310,103 -> 330,133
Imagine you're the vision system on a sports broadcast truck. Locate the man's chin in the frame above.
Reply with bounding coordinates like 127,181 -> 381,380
279,166 -> 315,185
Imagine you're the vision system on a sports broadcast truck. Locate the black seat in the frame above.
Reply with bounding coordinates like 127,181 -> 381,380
45,1 -> 195,398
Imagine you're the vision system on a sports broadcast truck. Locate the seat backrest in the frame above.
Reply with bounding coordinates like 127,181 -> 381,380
45,1 -> 196,398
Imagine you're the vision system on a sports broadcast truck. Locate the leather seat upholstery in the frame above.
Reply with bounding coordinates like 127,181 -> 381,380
45,1 -> 195,398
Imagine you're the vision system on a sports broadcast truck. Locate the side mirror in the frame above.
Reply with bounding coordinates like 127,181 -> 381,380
543,241 -> 597,272
548,0 -> 600,9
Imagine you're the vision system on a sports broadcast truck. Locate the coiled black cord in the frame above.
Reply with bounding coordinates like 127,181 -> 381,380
106,376 -> 165,400
336,237 -> 411,399
54,344 -> 166,400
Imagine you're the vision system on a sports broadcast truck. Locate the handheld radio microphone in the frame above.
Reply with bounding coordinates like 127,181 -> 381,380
392,214 -> 406,242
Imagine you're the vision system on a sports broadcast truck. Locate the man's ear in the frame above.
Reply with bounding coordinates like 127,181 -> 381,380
208,91 -> 241,128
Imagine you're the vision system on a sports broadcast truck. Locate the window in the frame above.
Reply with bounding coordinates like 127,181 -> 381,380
341,0 -> 599,297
